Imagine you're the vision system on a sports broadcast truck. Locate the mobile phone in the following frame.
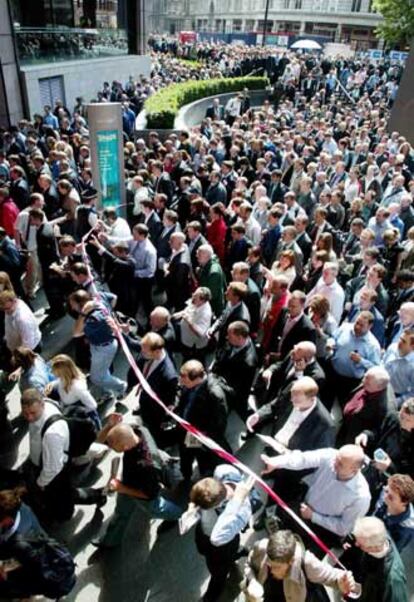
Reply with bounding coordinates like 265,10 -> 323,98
374,448 -> 387,462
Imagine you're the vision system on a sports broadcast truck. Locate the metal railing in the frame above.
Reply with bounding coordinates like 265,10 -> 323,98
14,27 -> 128,65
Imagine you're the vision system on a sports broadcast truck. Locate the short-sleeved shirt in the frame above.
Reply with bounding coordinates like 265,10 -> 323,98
121,427 -> 161,500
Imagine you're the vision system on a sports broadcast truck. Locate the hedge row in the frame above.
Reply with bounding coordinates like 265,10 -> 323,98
144,76 -> 269,129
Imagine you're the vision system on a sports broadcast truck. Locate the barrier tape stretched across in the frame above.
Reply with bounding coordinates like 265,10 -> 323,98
78,232 -> 346,568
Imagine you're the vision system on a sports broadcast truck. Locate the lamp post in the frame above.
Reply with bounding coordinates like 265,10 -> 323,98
261,0 -> 270,46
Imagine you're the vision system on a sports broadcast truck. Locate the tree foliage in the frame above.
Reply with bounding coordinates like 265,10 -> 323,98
373,0 -> 414,47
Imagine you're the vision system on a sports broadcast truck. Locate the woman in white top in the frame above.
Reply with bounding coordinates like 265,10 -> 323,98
173,287 -> 212,365
344,167 -> 361,205
46,354 -> 101,429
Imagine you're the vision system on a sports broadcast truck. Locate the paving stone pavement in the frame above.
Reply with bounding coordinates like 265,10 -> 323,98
0,293 -> 413,601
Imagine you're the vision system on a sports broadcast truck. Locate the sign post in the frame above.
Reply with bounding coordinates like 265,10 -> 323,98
87,103 -> 125,214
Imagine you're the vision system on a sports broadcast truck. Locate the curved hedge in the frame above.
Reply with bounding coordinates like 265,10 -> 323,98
144,76 -> 269,129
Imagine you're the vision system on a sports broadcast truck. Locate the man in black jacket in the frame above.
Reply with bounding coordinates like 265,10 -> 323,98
254,341 -> 326,409
267,290 -> 316,360
152,160 -> 174,205
126,332 -> 178,445
209,281 -> 251,347
90,237 -> 136,317
29,208 -> 65,319
211,321 -> 258,421
176,360 -> 230,479
252,376 -> 335,503
230,261 -> 261,336
163,232 -> 191,311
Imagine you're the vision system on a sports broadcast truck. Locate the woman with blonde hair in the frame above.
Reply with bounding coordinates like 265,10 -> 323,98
270,250 -> 296,288
46,354 -> 100,428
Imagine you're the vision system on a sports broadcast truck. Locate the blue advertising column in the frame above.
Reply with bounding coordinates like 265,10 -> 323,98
87,103 -> 126,214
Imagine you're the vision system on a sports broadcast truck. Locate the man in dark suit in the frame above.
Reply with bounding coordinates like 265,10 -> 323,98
156,210 -> 181,274
187,221 -> 207,274
211,321 -> 258,420
294,215 -> 313,265
176,360 -> 230,478
226,224 -> 251,275
231,261 -> 261,336
268,169 -> 288,204
205,171 -> 227,206
126,332 -> 178,446
209,281 -> 251,347
254,341 -> 326,410
140,199 -> 163,245
152,160 -> 174,205
149,306 -> 177,357
205,98 -> 224,121
268,290 -> 316,360
163,232 -> 191,311
250,376 -> 335,502
337,366 -> 394,447
29,208 -> 65,318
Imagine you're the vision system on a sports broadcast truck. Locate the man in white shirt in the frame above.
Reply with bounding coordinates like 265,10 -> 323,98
0,290 -> 41,353
98,207 -> 132,245
306,262 -> 345,324
21,388 -> 106,522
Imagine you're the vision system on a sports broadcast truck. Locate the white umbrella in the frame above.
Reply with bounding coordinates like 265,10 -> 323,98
291,39 -> 322,50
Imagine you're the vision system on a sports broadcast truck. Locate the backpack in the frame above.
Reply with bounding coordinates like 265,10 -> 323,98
8,534 -> 76,599
41,404 -> 97,459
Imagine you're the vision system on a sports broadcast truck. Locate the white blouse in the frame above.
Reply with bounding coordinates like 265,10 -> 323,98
53,378 -> 97,412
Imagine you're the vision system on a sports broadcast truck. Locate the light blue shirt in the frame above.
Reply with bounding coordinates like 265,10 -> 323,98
43,113 -> 59,129
272,448 -> 371,536
129,238 -> 157,279
331,322 -> 381,379
200,465 -> 252,547
383,344 -> 414,402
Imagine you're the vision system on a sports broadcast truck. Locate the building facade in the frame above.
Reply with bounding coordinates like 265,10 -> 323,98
0,0 -> 150,126
146,0 -> 383,50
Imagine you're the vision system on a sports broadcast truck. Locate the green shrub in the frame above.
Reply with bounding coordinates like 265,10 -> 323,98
145,76 -> 269,129
176,58 -> 203,69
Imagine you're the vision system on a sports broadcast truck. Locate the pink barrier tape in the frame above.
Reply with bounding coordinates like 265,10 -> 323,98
77,234 -> 346,568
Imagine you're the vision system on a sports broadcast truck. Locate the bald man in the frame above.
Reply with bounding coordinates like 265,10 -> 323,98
261,445 -> 371,555
255,341 -> 326,409
93,420 -> 183,548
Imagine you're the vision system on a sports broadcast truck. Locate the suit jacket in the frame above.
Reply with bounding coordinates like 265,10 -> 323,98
144,212 -> 163,245
188,234 -> 207,273
165,248 -> 191,311
337,386 -> 396,448
257,356 -> 326,411
175,374 -> 228,443
130,353 -> 178,435
205,105 -> 224,120
211,301 -> 251,347
154,173 -> 174,204
269,311 -> 317,357
102,249 -> 136,316
156,224 -> 181,260
36,222 -> 59,269
212,338 -> 258,409
295,231 -> 312,264
270,399 -> 335,450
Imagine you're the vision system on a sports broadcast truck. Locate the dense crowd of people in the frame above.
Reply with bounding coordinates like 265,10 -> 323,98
0,42 -> 413,601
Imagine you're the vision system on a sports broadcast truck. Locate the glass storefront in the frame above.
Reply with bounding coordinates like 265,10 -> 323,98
10,0 -> 128,64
